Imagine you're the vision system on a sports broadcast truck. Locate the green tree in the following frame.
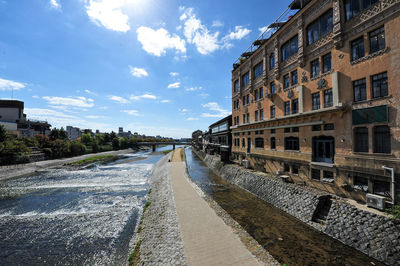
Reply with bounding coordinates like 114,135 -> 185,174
110,131 -> 118,140
112,138 -> 120,150
70,141 -> 86,156
103,133 -> 111,143
0,140 -> 31,165
50,139 -> 70,158
80,133 -> 93,146
59,128 -> 68,140
0,125 -> 8,143
49,128 -> 60,140
119,137 -> 129,149
92,139 -> 100,153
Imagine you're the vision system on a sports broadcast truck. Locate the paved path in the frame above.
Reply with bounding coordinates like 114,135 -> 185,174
170,148 -> 261,266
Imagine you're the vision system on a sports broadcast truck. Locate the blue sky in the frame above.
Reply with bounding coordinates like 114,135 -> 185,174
0,0 -> 290,138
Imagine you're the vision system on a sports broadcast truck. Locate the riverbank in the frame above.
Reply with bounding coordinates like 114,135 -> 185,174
0,148 -> 136,181
193,149 -> 400,266
131,148 -> 278,265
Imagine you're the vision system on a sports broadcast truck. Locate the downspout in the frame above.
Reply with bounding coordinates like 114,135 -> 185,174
382,166 -> 396,205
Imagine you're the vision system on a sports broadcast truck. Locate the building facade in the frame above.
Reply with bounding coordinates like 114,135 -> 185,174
231,0 -> 400,205
66,126 -> 82,141
207,115 -> 232,162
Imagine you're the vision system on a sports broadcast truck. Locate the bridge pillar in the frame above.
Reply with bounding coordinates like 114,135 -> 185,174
173,144 -> 176,150
152,144 -> 156,152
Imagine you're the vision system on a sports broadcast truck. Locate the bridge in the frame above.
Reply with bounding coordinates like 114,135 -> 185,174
136,142 -> 191,152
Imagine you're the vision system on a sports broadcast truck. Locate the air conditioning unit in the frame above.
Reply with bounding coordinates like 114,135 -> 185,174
366,193 -> 386,210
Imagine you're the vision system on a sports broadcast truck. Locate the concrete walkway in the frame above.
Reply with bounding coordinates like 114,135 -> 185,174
170,149 -> 261,266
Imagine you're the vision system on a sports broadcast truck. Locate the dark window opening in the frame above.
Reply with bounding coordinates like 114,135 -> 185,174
307,9 -> 333,45
270,106 -> 275,118
242,72 -> 250,87
353,78 -> 367,102
292,165 -> 299,174
373,125 -> 390,154
292,127 -> 299,133
254,62 -> 263,79
324,89 -> 333,108
322,53 -> 332,73
369,26 -> 385,53
351,37 -> 365,61
312,136 -> 335,163
285,101 -> 291,116
271,137 -> 276,149
255,138 -> 264,148
322,171 -> 334,183
285,137 -> 299,151
354,176 -> 368,192
271,129 -> 276,134
271,81 -> 276,94
284,127 -> 291,133
312,125 -> 321,131
311,59 -> 320,78
354,127 -> 369,152
312,92 -> 320,110
312,169 -> 321,180
345,0 -> 379,21
284,163 -> 290,172
269,53 -> 275,69
324,124 -> 334,131
372,72 -> 388,98
373,180 -> 390,197
234,80 -> 239,92
284,74 -> 290,89
291,70 -> 298,86
281,35 -> 298,61
292,99 -> 299,114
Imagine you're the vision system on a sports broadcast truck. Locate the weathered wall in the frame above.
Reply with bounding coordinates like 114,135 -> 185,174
195,150 -> 400,265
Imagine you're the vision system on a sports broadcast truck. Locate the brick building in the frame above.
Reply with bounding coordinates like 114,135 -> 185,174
231,0 -> 400,205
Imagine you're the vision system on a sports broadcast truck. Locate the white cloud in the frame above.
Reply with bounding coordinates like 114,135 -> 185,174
259,26 -> 269,34
186,86 -> 202,91
85,0 -> 130,32
32,95 -> 40,99
212,20 -> 224,27
129,66 -> 148,78
180,7 -> 220,55
180,108 -> 188,112
84,89 -> 97,95
49,0 -> 61,9
99,106 -> 109,110
86,115 -> 106,119
42,96 -> 95,108
201,102 -> 230,118
168,82 -> 181,89
169,72 -> 179,77
223,26 -> 251,41
130,94 -> 157,101
108,95 -> 130,104
198,93 -> 209,98
160,99 -> 170,103
137,26 -> 186,56
122,110 -> 140,116
186,117 -> 199,121
0,78 -> 26,91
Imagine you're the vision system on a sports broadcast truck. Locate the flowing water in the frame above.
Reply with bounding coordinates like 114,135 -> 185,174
0,146 -> 178,265
185,147 -> 384,266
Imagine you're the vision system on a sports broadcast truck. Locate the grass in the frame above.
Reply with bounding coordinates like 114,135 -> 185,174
143,201 -> 151,213
69,155 -> 115,165
129,240 -> 142,266
180,148 -> 184,161
386,204 -> 400,219
162,149 -> 173,155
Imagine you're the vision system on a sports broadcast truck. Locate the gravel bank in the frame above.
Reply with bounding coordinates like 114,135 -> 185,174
131,153 -> 186,265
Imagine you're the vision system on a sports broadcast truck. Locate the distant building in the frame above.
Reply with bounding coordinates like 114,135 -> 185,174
207,115 -> 232,162
0,100 -> 51,137
191,130 -> 203,150
118,127 -> 132,138
66,126 -> 82,140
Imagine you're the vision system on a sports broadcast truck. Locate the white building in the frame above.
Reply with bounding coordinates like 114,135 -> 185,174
66,126 -> 82,140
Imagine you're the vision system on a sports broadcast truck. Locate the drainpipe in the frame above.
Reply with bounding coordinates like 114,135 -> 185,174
382,166 -> 396,205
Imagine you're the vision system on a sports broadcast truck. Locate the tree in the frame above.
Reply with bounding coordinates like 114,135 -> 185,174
103,133 -> 111,143
112,138 -> 120,150
0,125 -> 8,143
49,128 -> 60,140
80,133 -> 93,146
59,128 -> 68,140
119,137 -> 129,149
70,141 -> 86,156
110,131 -> 118,140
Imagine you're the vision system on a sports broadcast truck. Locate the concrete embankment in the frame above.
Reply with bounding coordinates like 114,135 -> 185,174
0,149 -> 135,181
193,149 -> 400,266
131,149 -> 279,265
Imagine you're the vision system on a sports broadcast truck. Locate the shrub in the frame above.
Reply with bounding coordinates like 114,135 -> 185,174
0,140 -> 31,165
50,139 -> 70,159
386,205 -> 400,219
70,141 -> 86,156
112,138 -> 120,150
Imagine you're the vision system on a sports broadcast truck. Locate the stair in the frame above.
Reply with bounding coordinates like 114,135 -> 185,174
312,196 -> 332,225
28,147 -> 46,162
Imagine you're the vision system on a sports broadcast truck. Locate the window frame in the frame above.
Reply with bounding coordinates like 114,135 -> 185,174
306,9 -> 333,45
354,127 -> 369,153
373,125 -> 391,154
270,105 -> 276,118
254,61 -> 264,79
233,80 -> 239,92
283,74 -> 290,89
284,137 -> 300,151
322,53 -> 332,73
324,89 -> 333,108
281,35 -> 299,61
351,36 -> 365,61
311,59 -> 320,78
255,138 -> 264,148
269,53 -> 275,70
371,72 -> 388,99
292,98 -> 299,114
353,78 -> 367,102
242,72 -> 250,87
312,92 -> 321,110
291,70 -> 298,86
369,26 -> 385,53
284,101 -> 291,116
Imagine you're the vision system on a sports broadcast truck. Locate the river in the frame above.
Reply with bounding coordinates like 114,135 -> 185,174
0,145 -> 178,265
185,147 -> 384,266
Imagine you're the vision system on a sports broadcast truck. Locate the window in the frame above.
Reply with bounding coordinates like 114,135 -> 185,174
312,92 -> 320,110
259,87 -> 264,99
284,127 -> 291,133
281,35 -> 298,61
373,125 -> 390,154
270,106 -> 275,118
307,9 -> 333,45
284,164 -> 290,172
312,169 -> 321,180
292,165 -> 299,174
254,62 -> 263,79
243,114 -> 246,123
285,101 -> 291,115
242,72 -> 250,87
345,0 -> 378,21
312,125 -> 321,131
255,89 -> 259,101
373,180 -> 390,197
291,70 -> 298,86
269,53 -> 275,69
353,78 -> 367,102
260,109 -> 264,120
255,110 -> 259,121
351,37 -> 365,61
242,96 -> 246,106
311,59 -> 320,78
283,74 -> 290,89
369,26 -> 385,53
292,99 -> 299,114
234,80 -> 239,92
354,127 -> 369,152
372,72 -> 388,98
292,127 -> 299,133
354,176 -> 368,192
255,138 -> 264,148
247,113 -> 250,123
322,53 -> 332,73
271,129 -> 276,134
322,171 -> 334,183
285,137 -> 299,151
324,123 -> 334,131
270,137 -> 276,149
246,95 -> 250,104
324,89 -> 333,108
242,138 -> 245,147
271,81 -> 276,94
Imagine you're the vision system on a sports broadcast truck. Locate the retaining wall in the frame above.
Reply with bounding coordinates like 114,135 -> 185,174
195,150 -> 400,265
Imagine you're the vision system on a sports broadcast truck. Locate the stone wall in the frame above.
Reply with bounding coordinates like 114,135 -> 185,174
195,150 -> 400,266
